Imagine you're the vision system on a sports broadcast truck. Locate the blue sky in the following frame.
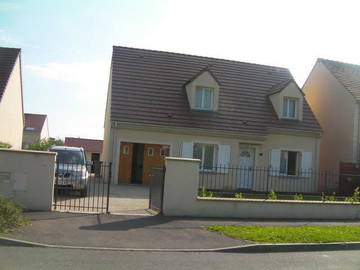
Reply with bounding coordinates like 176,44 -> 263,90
1,0 -> 360,139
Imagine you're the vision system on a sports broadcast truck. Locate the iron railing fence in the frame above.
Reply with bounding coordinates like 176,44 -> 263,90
149,166 -> 166,214
199,165 -> 341,196
53,161 -> 112,213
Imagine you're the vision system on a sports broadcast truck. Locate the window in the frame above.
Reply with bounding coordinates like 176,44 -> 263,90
195,86 -> 214,110
147,148 -> 154,156
280,150 -> 300,175
193,143 -> 216,170
160,149 -> 166,157
123,145 -> 129,155
283,97 -> 298,119
25,127 -> 35,131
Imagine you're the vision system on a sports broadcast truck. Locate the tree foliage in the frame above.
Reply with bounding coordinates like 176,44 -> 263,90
25,138 -> 64,151
0,141 -> 12,149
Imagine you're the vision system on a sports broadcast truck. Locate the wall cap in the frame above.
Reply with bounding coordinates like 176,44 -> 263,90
166,157 -> 201,163
0,148 -> 57,155
197,197 -> 360,205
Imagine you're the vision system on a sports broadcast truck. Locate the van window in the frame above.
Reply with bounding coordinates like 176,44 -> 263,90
52,150 -> 85,164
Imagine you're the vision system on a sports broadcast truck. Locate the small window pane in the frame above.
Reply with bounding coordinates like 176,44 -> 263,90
283,99 -> 288,117
203,145 -> 214,170
148,148 -> 154,156
203,89 -> 212,109
288,100 -> 296,118
193,143 -> 202,160
287,151 -> 297,175
195,88 -> 202,108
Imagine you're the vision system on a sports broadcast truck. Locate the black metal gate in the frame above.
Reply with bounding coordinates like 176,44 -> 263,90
53,161 -> 112,213
149,166 -> 165,214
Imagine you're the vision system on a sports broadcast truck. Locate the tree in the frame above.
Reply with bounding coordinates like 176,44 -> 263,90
25,138 -> 64,151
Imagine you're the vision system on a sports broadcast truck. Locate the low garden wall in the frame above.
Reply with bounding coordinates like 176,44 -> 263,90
0,149 -> 56,211
163,157 -> 360,220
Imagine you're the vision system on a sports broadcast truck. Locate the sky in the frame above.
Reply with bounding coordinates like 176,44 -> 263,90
1,0 -> 360,140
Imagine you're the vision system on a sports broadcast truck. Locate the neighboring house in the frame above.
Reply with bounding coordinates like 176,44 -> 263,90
23,113 -> 49,147
0,47 -> 24,149
65,137 -> 103,163
303,58 -> 360,172
103,46 -> 322,188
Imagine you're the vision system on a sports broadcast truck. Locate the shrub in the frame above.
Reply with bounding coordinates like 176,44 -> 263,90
293,193 -> 303,200
0,141 -> 11,149
199,185 -> 216,197
268,189 -> 277,200
25,138 -> 64,151
321,192 -> 337,202
0,196 -> 28,233
345,187 -> 360,203
234,193 -> 243,199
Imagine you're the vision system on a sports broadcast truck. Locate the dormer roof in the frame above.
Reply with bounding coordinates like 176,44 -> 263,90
183,66 -> 221,87
268,79 -> 304,96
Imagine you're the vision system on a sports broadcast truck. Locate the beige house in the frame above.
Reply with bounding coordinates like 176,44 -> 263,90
22,113 -> 49,147
103,46 -> 322,189
303,58 -> 360,172
0,47 -> 24,149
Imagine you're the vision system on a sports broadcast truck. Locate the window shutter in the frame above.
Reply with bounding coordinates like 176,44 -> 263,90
217,145 -> 231,173
301,152 -> 313,177
269,149 -> 281,176
181,141 -> 193,158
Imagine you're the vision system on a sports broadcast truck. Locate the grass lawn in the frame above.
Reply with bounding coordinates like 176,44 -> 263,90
207,225 -> 360,243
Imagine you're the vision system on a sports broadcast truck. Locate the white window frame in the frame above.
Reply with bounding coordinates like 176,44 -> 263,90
280,150 -> 301,176
25,127 -> 35,131
147,148 -> 154,157
193,143 -> 217,171
123,145 -> 129,155
195,86 -> 214,110
282,97 -> 298,119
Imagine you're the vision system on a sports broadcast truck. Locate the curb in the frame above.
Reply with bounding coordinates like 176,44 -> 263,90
1,236 -> 360,253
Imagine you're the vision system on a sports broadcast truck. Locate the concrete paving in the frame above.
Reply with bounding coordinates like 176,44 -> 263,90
6,212 -> 360,251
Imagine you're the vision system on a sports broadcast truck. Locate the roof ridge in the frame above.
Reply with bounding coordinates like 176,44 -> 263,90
319,58 -> 360,69
113,45 -> 290,71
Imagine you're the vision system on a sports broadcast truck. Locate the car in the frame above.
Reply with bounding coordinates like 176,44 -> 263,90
49,146 -> 89,197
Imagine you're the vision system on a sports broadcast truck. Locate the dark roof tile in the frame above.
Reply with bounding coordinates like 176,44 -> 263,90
0,47 -> 20,102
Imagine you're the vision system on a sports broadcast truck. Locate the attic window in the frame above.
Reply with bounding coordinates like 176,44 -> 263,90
25,127 -> 35,131
195,86 -> 214,110
282,97 -> 298,119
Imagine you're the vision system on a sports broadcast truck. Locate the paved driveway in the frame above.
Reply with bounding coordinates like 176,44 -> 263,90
109,184 -> 150,214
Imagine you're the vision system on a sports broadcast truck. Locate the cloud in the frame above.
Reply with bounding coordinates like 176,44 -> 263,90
25,60 -> 110,100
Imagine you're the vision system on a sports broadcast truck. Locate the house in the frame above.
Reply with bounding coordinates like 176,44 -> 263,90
303,59 -> 360,172
103,46 -> 322,188
0,47 -> 24,149
65,137 -> 103,164
22,113 -> 49,147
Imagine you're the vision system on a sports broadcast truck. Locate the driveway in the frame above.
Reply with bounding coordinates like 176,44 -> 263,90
109,184 -> 150,214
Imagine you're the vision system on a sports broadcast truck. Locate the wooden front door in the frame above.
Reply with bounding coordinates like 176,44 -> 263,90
142,144 -> 170,185
118,142 -> 133,184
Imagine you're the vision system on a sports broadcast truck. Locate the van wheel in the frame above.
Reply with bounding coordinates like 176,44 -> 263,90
80,186 -> 87,197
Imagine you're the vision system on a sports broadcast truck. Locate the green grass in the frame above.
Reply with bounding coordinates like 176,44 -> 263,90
207,225 -> 360,243
0,196 -> 29,234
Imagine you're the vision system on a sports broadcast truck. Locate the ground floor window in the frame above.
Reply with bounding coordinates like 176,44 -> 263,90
193,143 -> 216,170
280,150 -> 300,175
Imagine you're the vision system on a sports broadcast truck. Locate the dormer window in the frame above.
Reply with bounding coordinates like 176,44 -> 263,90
195,86 -> 214,110
282,97 -> 298,119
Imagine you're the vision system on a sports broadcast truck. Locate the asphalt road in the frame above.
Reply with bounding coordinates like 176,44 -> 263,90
1,247 -> 359,270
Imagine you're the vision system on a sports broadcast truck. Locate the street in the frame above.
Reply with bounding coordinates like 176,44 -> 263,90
0,247 -> 359,270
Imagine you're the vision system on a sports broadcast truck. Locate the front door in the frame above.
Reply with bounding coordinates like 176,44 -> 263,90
237,147 -> 255,189
131,143 -> 145,184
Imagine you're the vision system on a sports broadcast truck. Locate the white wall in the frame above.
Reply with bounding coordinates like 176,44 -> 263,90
0,149 -> 56,211
162,157 -> 360,219
0,56 -> 24,149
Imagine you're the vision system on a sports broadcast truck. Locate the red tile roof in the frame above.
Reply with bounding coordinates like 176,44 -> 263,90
24,113 -> 47,133
65,137 -> 103,153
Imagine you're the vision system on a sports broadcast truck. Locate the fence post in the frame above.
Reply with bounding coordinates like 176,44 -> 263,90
106,162 -> 112,214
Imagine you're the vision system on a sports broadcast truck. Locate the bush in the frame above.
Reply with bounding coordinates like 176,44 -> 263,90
321,192 -> 337,202
25,138 -> 64,151
199,185 -> 217,198
0,196 -> 28,233
234,193 -> 243,199
267,189 -> 277,200
345,187 -> 360,203
0,141 -> 11,149
293,193 -> 303,200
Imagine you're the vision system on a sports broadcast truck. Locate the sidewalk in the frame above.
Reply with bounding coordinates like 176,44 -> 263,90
4,212 -> 360,251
